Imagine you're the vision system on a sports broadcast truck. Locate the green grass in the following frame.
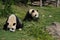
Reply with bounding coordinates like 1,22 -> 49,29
0,5 -> 60,40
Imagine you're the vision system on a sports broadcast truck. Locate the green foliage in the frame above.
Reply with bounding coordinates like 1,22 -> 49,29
0,0 -> 60,39
20,0 -> 28,4
1,6 -> 59,40
2,0 -> 14,17
0,0 -> 3,17
1,0 -> 29,17
2,0 -> 28,5
14,0 -> 28,5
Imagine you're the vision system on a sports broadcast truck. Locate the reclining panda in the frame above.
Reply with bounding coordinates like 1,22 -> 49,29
23,9 -> 39,21
3,14 -> 23,32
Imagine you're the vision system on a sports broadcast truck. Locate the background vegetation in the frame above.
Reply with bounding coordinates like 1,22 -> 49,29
0,0 -> 60,40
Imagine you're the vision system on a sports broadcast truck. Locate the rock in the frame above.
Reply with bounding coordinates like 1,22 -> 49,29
46,22 -> 60,40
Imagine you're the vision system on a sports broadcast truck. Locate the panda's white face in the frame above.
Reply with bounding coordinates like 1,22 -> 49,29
29,9 -> 39,19
7,14 -> 16,32
32,10 -> 39,18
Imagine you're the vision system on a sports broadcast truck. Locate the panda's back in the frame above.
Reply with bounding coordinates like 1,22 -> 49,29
8,14 -> 16,23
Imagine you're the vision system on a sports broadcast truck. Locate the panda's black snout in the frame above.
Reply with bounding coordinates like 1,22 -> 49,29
35,15 -> 36,16
12,28 -> 14,30
10,31 -> 14,32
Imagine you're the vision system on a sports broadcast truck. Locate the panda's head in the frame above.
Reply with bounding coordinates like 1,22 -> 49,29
29,9 -> 39,20
7,14 -> 16,32
3,14 -> 23,32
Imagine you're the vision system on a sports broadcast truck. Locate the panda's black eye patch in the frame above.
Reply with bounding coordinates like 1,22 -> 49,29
37,10 -> 38,12
32,10 -> 34,13
7,23 -> 9,25
13,23 -> 16,26
35,15 -> 36,16
12,28 -> 14,30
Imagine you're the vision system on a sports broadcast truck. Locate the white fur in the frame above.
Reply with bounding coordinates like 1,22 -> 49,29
19,28 -> 22,31
29,9 -> 34,14
10,28 -> 15,32
7,14 -> 16,32
29,9 -> 39,18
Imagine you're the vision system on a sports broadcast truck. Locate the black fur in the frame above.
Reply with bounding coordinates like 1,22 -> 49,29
3,15 -> 23,31
3,18 -> 8,30
16,16 -> 23,29
32,10 -> 34,13
23,10 -> 39,21
23,11 -> 33,21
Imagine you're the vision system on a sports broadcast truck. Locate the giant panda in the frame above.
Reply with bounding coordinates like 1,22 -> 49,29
3,14 -> 23,32
23,9 -> 39,21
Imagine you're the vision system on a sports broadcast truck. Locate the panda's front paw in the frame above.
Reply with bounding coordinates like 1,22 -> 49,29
19,28 -> 22,31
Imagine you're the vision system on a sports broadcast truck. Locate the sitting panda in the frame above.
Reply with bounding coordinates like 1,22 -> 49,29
23,9 -> 39,21
3,14 -> 23,32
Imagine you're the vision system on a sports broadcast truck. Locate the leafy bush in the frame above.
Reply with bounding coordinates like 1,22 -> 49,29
2,0 -> 14,17
14,0 -> 28,5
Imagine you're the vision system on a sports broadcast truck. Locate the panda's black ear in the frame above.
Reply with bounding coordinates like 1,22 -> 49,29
32,10 -> 34,13
37,10 -> 38,12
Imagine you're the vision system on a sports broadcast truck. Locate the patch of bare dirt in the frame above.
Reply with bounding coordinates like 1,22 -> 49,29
46,22 -> 60,40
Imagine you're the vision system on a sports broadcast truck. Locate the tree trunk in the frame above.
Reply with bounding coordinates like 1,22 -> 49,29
56,0 -> 59,7
40,0 -> 42,7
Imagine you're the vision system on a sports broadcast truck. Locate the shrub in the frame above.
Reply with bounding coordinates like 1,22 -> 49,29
2,0 -> 14,17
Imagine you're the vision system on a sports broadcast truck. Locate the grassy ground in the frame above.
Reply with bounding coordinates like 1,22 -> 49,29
0,5 -> 60,40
